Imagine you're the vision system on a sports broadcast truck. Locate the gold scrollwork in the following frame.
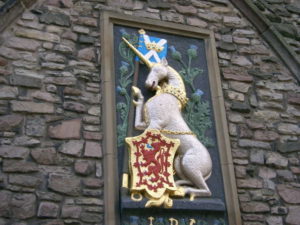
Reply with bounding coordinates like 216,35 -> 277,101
131,191 -> 143,202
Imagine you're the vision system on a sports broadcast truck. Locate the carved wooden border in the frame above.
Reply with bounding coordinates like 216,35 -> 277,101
101,11 -> 241,225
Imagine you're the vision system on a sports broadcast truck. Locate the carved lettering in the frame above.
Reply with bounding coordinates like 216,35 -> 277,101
148,216 -> 155,225
189,218 -> 196,225
169,218 -> 179,225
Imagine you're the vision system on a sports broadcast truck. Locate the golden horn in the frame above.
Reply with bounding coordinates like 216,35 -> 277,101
122,37 -> 154,68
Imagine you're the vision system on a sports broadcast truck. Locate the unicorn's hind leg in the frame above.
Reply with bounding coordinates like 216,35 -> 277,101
181,149 -> 211,197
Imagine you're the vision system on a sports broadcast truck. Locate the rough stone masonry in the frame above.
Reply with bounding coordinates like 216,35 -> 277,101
0,0 -> 299,224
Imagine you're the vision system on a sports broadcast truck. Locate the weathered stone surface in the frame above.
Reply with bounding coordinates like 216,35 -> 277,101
60,140 -> 84,156
277,185 -> 300,204
0,115 -> 23,131
277,141 -> 300,153
186,17 -> 208,27
12,133 -> 36,145
230,101 -> 250,113
48,119 -> 81,139
16,28 -> 60,43
84,141 -> 102,158
63,101 -> 86,112
231,56 -> 252,67
0,146 -> 29,159
88,106 -> 100,116
241,202 -> 270,213
254,130 -> 279,141
78,47 -> 95,61
6,37 -> 40,52
258,167 -> 276,179
75,160 -> 94,175
78,35 -> 95,44
266,216 -> 282,225
38,202 -> 59,218
48,174 -> 81,196
266,152 -> 288,168
237,178 -> 263,189
44,76 -> 76,86
11,194 -> 36,219
277,123 -> 300,135
31,148 -> 57,165
81,212 -> 103,223
218,41 -> 236,51
3,160 -> 38,172
248,68 -> 273,79
174,4 -> 197,15
161,11 -> 184,23
12,101 -> 54,114
83,178 -> 103,188
39,10 -> 70,27
0,86 -> 18,99
148,0 -> 171,8
253,110 -> 280,120
239,139 -> 270,149
26,116 -> 45,137
9,174 -> 41,188
10,73 -> 43,88
277,170 -> 294,182
286,206 -> 300,225
83,131 -> 102,140
0,47 -> 21,60
271,206 -> 288,215
250,150 -> 265,164
36,191 -> 62,202
0,191 -> 12,217
61,205 -> 82,218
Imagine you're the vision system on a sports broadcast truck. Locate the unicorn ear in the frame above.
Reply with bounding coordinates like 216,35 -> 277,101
161,57 -> 168,66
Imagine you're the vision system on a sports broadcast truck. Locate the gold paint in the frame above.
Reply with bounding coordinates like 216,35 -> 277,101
125,129 -> 180,208
139,29 -> 146,34
148,216 -> 155,225
160,129 -> 195,136
189,219 -> 196,225
122,37 -> 154,68
131,191 -> 143,202
190,193 -> 195,201
122,173 -> 129,188
159,83 -> 188,107
169,218 -> 179,225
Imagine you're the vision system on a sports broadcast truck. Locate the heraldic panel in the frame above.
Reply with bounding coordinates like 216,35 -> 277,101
112,24 -> 231,225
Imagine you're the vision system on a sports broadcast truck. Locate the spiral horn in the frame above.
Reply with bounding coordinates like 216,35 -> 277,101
122,37 -> 154,68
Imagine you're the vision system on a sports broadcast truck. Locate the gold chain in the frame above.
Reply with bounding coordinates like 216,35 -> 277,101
160,129 -> 195,136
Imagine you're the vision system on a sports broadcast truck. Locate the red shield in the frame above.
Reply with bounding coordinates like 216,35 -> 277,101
126,129 -> 180,199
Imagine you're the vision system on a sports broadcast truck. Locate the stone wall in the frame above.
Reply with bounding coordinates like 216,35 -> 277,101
0,0 -> 299,225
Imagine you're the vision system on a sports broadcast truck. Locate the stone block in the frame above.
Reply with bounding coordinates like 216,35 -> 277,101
239,139 -> 270,149
241,202 -> 270,213
266,152 -> 288,168
0,146 -> 29,159
88,106 -> 100,116
48,174 -> 81,196
38,202 -> 59,218
0,47 -> 21,60
258,167 -> 276,179
61,205 -> 82,218
254,130 -> 279,141
277,123 -> 300,135
237,178 -> 263,189
39,11 -> 70,27
0,191 -> 12,217
15,28 -> 60,43
78,47 -> 95,61
36,191 -> 62,202
63,101 -> 86,113
10,73 -> 43,88
60,140 -> 84,156
277,185 -> 300,204
0,86 -> 18,99
266,216 -> 282,225
198,12 -> 222,22
44,77 -> 77,86
6,37 -> 40,51
84,141 -> 102,158
174,4 -> 197,15
75,160 -> 94,175
286,206 -> 300,225
81,212 -> 103,223
3,160 -> 38,172
9,174 -> 41,188
31,148 -> 57,165
231,56 -> 252,67
12,101 -> 54,114
26,116 -> 45,137
11,193 -> 36,219
0,115 -> 23,131
48,119 -> 81,139
83,178 -> 103,188
161,11 -> 184,23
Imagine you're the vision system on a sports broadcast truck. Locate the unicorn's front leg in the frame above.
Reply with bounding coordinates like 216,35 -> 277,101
132,86 -> 147,130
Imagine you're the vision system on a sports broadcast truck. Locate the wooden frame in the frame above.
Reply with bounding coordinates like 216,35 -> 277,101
100,11 -> 241,225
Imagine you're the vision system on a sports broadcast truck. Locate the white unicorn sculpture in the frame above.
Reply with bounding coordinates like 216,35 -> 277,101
123,37 -> 212,200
